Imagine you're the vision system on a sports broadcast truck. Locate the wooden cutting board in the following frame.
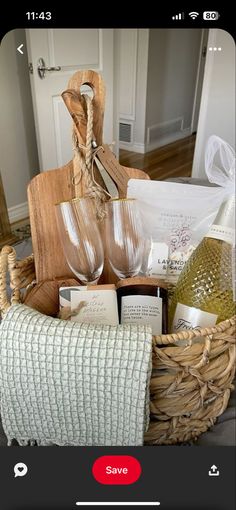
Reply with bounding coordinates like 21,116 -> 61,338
28,70 -> 149,283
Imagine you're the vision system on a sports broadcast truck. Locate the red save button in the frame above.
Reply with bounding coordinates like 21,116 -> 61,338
92,455 -> 141,485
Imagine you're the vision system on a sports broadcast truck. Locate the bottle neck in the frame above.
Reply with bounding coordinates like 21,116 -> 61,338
213,194 -> 235,228
206,194 -> 235,245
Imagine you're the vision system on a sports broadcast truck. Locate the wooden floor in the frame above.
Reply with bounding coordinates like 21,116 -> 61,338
119,134 -> 196,180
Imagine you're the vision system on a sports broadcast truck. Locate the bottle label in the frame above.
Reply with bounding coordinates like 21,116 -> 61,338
172,303 -> 218,332
121,295 -> 162,335
206,224 -> 235,245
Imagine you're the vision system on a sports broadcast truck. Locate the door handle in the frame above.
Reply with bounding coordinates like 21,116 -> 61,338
37,58 -> 61,79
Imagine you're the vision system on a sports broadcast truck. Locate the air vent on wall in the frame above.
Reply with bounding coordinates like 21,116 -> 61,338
119,122 -> 132,143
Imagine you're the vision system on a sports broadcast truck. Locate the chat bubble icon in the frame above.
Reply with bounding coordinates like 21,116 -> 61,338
14,462 -> 28,478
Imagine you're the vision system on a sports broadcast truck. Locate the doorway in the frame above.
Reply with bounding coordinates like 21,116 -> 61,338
0,27 -> 222,231
118,29 -> 208,174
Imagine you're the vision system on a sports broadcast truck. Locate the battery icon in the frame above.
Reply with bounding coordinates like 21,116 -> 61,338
203,11 -> 220,20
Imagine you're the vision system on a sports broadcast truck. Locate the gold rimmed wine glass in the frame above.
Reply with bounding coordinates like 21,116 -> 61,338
55,197 -> 104,284
105,198 -> 146,279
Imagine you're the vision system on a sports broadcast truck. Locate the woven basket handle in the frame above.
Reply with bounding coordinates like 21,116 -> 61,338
0,246 -> 35,314
153,316 -> 236,346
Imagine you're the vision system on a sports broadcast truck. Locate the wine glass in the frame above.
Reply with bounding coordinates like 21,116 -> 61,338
55,197 -> 104,284
140,236 -> 153,276
105,198 -> 146,279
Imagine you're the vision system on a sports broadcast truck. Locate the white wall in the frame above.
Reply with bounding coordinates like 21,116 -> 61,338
113,30 -> 121,158
118,29 -> 202,154
192,29 -> 235,179
0,29 -> 39,221
118,29 -> 149,152
145,29 -> 202,150
133,30 -> 149,149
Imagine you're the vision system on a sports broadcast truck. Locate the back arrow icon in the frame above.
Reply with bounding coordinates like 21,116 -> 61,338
17,44 -> 24,55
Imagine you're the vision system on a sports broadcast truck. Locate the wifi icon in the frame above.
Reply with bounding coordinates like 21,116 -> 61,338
189,11 -> 199,19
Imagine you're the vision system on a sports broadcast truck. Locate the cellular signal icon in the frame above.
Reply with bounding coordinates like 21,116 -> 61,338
189,11 -> 199,19
172,12 -> 184,20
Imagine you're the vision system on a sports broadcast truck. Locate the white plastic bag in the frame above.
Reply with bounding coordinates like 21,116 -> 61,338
205,135 -> 235,195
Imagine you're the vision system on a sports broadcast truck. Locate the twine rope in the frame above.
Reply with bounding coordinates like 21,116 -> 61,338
72,94 -> 110,220
58,300 -> 87,320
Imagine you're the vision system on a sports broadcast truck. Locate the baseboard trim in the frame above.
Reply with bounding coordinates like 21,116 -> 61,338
120,130 -> 192,154
144,129 -> 192,153
8,202 -> 29,224
119,142 -> 145,153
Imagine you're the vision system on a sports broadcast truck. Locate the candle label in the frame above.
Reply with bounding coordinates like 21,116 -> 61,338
70,289 -> 119,326
121,295 -> 162,335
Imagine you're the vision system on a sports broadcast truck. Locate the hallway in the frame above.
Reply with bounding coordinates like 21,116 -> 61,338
119,135 -> 196,180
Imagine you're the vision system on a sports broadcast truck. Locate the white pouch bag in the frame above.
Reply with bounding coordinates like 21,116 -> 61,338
127,135 -> 235,282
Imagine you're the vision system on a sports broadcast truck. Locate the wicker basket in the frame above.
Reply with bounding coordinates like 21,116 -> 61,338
0,245 -> 235,445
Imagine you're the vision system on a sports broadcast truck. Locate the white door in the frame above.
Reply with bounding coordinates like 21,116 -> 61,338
191,29 -> 209,133
26,29 -> 114,171
192,29 -> 235,179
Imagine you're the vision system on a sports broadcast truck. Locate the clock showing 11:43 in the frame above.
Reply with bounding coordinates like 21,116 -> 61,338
26,12 -> 52,20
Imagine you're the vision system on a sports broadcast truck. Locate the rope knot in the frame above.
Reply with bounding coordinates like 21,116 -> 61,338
72,94 -> 110,220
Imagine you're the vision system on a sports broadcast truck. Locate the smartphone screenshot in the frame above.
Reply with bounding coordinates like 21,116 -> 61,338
0,6 -> 235,510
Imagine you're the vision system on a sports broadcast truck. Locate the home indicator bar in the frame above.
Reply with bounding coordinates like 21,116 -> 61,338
76,503 -> 161,507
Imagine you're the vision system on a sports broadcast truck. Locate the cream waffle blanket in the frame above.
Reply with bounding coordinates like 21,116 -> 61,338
0,305 -> 152,446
